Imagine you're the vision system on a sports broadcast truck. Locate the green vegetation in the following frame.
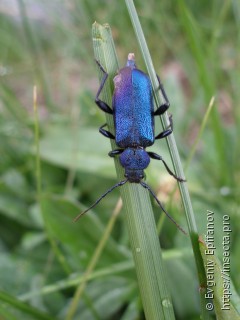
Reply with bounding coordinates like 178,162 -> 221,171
0,1 -> 239,319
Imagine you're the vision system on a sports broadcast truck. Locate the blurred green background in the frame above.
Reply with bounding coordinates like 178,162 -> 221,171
0,0 -> 239,319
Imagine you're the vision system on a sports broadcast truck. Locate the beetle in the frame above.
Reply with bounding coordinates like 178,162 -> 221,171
74,53 -> 185,232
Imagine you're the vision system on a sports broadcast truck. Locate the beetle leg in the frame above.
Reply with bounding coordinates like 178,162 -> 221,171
155,128 -> 172,140
140,181 -> 187,235
154,74 -> 170,116
109,149 -> 124,157
155,114 -> 173,140
99,123 -> 115,139
156,74 -> 170,106
147,152 -> 186,182
95,60 -> 113,115
154,103 -> 169,116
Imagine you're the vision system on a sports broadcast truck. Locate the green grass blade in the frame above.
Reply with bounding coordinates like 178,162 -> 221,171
125,1 -> 209,319
33,87 -> 72,275
185,96 -> 215,170
0,290 -> 55,320
199,239 -> 240,319
92,22 -> 175,320
66,199 -> 122,320
33,86 -> 41,198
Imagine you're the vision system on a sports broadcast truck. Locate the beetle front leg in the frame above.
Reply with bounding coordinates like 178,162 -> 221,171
95,60 -> 113,115
99,123 -> 115,139
148,151 -> 186,182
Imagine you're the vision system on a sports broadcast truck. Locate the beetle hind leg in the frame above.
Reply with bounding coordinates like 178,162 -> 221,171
148,152 -> 186,182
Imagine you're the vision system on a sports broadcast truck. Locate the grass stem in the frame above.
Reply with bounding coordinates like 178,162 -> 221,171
125,1 -> 210,319
66,199 -> 122,320
92,22 -> 175,320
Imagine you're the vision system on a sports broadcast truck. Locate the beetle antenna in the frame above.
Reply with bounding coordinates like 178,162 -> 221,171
73,179 -> 128,222
140,181 -> 187,235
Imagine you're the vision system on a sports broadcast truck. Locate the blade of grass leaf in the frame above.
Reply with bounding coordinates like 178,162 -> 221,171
184,96 -> 215,170
33,86 -> 41,197
66,199 -> 122,320
33,87 -> 72,275
199,238 -> 240,319
125,1 -> 210,319
92,22 -> 175,320
0,291 -> 55,320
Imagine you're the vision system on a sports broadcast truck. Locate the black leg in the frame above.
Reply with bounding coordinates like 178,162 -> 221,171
155,128 -> 172,140
99,123 -> 115,139
140,181 -> 187,235
148,152 -> 186,182
155,114 -> 173,139
95,60 -> 113,115
154,103 -> 169,116
109,149 -> 124,157
154,74 -> 170,116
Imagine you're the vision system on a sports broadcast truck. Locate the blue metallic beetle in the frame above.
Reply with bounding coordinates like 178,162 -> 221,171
74,53 -> 185,231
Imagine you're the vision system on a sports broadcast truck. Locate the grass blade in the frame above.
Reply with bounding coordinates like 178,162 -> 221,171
199,238 -> 240,319
125,1 -> 209,319
92,22 -> 175,320
66,199 -> 122,320
33,87 -> 72,275
0,290 -> 55,320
